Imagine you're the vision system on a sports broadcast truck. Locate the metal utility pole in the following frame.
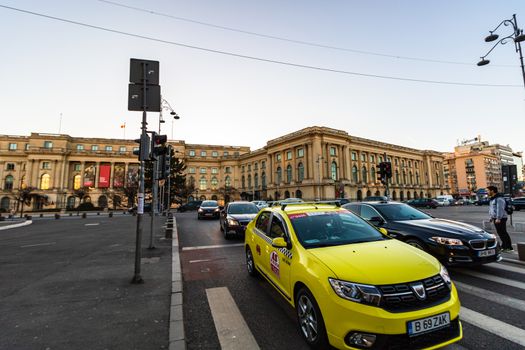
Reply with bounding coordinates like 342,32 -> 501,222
149,155 -> 158,250
384,152 -> 390,199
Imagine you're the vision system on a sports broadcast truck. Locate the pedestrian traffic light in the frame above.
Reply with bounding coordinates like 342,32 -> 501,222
153,134 -> 167,145
384,161 -> 392,178
133,134 -> 150,161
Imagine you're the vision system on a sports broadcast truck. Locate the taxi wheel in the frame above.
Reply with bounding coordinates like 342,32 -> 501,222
245,247 -> 258,277
406,238 -> 427,252
295,287 -> 329,349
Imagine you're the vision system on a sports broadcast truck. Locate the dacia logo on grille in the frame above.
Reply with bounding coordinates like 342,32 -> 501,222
410,282 -> 426,300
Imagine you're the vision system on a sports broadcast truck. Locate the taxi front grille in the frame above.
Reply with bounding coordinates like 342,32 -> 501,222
378,275 -> 450,313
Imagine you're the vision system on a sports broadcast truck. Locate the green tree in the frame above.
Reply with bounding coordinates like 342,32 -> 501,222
15,186 -> 35,218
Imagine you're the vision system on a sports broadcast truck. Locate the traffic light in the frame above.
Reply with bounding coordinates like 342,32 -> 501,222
150,133 -> 168,160
384,161 -> 392,178
133,134 -> 151,161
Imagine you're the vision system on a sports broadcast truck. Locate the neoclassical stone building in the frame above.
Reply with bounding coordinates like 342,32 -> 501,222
0,127 -> 448,212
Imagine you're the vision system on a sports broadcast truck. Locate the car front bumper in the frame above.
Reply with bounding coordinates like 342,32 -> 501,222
428,243 -> 501,266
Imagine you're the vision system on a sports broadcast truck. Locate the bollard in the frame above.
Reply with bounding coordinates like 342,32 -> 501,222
54,213 -> 60,220
40,213 -> 43,218
69,213 -> 73,216
82,213 -> 87,219
167,221 -> 174,229
517,243 -> 525,261
165,227 -> 173,239
109,212 -> 113,218
26,215 -> 32,220
97,212 -> 100,216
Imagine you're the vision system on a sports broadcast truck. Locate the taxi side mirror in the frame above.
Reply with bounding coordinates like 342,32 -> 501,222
378,227 -> 389,236
271,237 -> 287,248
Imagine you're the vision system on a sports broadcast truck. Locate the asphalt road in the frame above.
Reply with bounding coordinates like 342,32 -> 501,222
177,207 -> 525,350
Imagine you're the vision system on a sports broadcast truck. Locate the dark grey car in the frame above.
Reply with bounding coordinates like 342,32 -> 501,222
220,202 -> 259,239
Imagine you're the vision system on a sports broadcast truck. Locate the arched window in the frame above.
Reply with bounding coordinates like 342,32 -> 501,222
98,195 -> 108,208
211,177 -> 218,190
407,191 -> 411,200
357,190 -> 363,201
371,167 -> 376,182
212,195 -> 218,200
375,190 -> 380,196
331,161 -> 338,180
113,195 -> 122,209
366,190 -> 372,197
435,172 -> 440,186
286,165 -> 292,183
199,177 -> 207,191
20,176 -> 26,189
400,191 -> 405,201
241,175 -> 245,189
254,174 -> 259,188
395,170 -> 400,184
392,190 -> 397,200
409,171 -> 413,185
298,163 -> 305,182
352,166 -> 358,182
261,172 -> 266,189
225,175 -> 231,188
40,174 -> 50,190
67,196 -> 76,209
416,172 -> 420,185
361,166 -> 368,183
188,176 -> 195,187
248,174 -> 252,188
402,171 -> 407,185
1,196 -> 10,210
284,190 -> 290,199
296,190 -> 302,198
4,175 -> 14,190
276,167 -> 282,184
73,174 -> 81,190
413,191 -> 418,199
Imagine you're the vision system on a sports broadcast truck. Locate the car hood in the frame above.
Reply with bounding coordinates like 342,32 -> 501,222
393,218 -> 488,237
308,239 -> 440,285
228,214 -> 257,221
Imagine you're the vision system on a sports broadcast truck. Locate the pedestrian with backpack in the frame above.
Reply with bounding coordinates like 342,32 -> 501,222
487,186 -> 513,252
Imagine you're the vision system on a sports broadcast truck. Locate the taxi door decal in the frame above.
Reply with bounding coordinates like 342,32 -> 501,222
270,251 -> 280,278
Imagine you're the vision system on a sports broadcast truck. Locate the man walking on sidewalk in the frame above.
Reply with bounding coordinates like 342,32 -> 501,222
487,186 -> 513,252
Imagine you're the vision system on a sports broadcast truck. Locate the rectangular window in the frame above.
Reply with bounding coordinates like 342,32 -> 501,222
225,166 -> 231,174
370,155 -> 375,163
42,162 -> 51,170
119,146 -> 126,152
189,150 -> 195,157
6,163 -> 15,170
351,152 -> 357,161
91,145 -> 99,151
248,164 -> 252,171
242,166 -> 245,173
276,154 -> 282,161
234,152 -> 239,157
8,143 -> 17,150
211,167 -> 218,174
76,144 -> 84,151
188,167 -> 196,174
200,167 -> 206,174
74,164 -> 81,171
223,151 -> 229,156
286,151 -> 292,160
105,146 -> 113,152
200,151 -> 207,157
297,148 -> 304,158
261,161 -> 266,169
44,141 -> 53,149
132,146 -> 139,152
330,147 -> 336,156
25,143 -> 30,150
361,153 -> 367,162
212,151 -> 219,157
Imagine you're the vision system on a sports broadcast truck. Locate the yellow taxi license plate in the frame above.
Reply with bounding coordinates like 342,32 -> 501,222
407,312 -> 450,336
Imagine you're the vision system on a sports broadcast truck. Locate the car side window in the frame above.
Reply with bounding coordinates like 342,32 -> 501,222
268,215 -> 286,239
344,204 -> 360,215
360,205 -> 382,221
255,211 -> 271,233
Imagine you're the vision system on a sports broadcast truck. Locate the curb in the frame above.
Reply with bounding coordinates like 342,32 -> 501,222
0,220 -> 32,231
169,216 -> 186,350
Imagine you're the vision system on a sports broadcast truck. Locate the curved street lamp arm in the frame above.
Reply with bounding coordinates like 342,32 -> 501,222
480,34 -> 516,59
489,17 -> 518,35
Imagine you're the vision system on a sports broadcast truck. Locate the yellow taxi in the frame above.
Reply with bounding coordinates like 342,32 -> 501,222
244,202 -> 462,349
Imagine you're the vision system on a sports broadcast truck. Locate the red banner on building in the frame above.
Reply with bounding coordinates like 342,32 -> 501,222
99,164 -> 111,188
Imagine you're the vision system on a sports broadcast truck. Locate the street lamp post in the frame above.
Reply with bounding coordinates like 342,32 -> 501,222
478,14 -> 525,90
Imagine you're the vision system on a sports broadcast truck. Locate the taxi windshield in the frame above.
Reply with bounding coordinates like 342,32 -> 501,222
288,210 -> 386,248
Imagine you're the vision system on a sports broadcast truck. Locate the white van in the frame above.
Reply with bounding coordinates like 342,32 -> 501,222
436,195 -> 454,206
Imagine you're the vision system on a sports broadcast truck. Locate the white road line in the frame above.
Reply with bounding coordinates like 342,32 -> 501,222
485,262 -> 525,275
85,223 -> 100,226
443,343 -> 469,350
460,307 -> 525,347
182,243 -> 244,251
20,242 -> 56,248
454,281 -> 525,312
206,287 -> 260,350
189,259 -> 212,264
455,269 -> 525,291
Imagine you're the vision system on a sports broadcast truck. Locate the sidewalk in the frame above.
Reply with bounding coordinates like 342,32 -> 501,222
0,215 -> 172,350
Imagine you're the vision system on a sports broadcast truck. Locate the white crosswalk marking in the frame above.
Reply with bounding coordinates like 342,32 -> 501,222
484,262 -> 525,275
454,281 -> 525,312
460,307 -> 525,347
182,243 -> 244,251
454,269 -> 525,290
206,287 -> 260,350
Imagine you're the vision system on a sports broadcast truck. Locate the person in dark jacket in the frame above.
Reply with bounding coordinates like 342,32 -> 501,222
487,186 -> 513,251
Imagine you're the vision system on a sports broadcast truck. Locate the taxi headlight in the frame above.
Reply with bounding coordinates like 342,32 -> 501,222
440,265 -> 452,288
227,218 -> 239,226
328,278 -> 381,306
430,236 -> 463,245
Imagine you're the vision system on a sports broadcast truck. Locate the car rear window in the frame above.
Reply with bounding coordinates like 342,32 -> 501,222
201,201 -> 218,207
288,210 -> 385,248
227,203 -> 259,214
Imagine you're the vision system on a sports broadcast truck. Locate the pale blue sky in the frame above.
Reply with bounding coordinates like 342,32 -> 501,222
1,0 -> 524,153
